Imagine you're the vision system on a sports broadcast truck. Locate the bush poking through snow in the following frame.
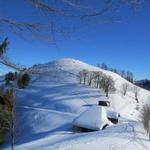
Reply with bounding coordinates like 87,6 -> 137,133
22,73 -> 30,87
141,105 -> 150,141
5,72 -> 16,85
17,73 -> 30,89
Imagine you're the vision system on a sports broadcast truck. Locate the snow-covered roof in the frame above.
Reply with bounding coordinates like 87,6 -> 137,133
73,105 -> 111,130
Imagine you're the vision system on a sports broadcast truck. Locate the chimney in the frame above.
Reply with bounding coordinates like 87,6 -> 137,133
98,100 -> 110,107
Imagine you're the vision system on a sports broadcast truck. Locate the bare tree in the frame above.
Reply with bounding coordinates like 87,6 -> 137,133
87,71 -> 96,86
133,86 -> 140,103
78,71 -> 83,84
94,71 -> 104,88
120,83 -> 130,96
0,0 -> 110,41
78,70 -> 88,85
98,63 -> 108,70
0,0 -> 149,71
78,70 -> 116,97
93,71 -> 99,88
0,0 -> 148,41
101,75 -> 115,97
126,71 -> 134,83
121,70 -> 126,78
82,70 -> 88,85
141,104 -> 150,141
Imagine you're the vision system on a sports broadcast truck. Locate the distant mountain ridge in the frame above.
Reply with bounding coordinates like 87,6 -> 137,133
135,79 -> 150,91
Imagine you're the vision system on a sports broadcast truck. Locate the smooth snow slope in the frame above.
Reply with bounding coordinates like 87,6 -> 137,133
2,58 -> 150,150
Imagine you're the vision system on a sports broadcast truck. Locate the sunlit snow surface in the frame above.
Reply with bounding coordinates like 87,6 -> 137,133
2,58 -> 150,150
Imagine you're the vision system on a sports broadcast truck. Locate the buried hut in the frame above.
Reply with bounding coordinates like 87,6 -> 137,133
73,100 -> 112,132
73,100 -> 120,132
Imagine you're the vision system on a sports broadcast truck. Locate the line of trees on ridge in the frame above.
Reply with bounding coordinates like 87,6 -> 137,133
78,70 -> 116,97
97,63 -> 134,83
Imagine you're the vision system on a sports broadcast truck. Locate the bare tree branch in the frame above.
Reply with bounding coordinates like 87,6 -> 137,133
0,58 -> 24,71
0,0 -> 149,41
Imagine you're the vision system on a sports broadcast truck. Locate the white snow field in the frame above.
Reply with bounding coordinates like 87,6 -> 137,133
2,58 -> 150,150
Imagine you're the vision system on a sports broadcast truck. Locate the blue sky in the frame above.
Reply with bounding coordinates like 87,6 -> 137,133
0,1 -> 150,80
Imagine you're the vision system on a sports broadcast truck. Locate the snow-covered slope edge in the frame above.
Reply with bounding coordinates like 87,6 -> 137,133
29,58 -> 150,117
2,58 -> 150,150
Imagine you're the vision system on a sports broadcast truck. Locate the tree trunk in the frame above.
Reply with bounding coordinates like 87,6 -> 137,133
89,80 -> 92,86
135,97 -> 139,103
79,78 -> 81,84
0,128 -> 2,145
124,91 -> 126,96
10,118 -> 14,150
84,78 -> 86,85
11,127 -> 14,150
106,91 -> 108,98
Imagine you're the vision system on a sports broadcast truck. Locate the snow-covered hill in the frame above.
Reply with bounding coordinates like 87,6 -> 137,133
3,58 -> 150,150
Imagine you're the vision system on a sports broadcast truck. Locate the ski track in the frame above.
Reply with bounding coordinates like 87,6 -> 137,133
18,106 -> 76,117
